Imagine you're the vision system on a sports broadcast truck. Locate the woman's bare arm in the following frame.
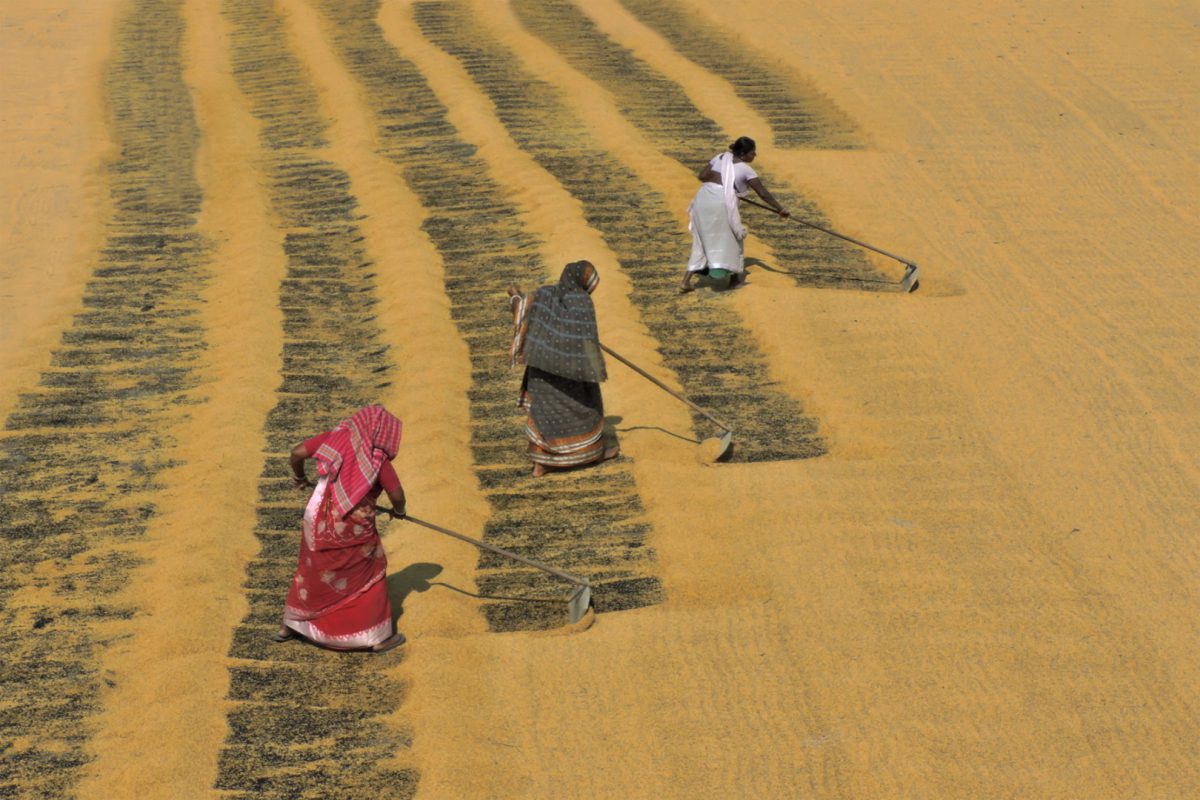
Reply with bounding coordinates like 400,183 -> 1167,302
747,178 -> 788,216
385,479 -> 406,516
289,443 -> 311,488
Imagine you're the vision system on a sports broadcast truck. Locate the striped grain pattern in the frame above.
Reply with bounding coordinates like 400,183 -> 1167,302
213,2 -> 414,796
616,0 -> 863,150
414,0 -> 829,463
0,1 -> 207,795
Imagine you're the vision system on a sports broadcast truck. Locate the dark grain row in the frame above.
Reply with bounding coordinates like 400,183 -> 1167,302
0,3 -> 207,797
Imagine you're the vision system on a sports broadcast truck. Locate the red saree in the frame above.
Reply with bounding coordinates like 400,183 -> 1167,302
281,406 -> 403,649
282,477 -> 392,648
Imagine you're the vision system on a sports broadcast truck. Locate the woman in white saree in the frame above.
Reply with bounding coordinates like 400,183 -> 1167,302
680,136 -> 789,293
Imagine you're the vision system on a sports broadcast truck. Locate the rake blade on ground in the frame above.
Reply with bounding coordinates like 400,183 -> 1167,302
697,429 -> 734,462
900,263 -> 920,293
567,584 -> 592,624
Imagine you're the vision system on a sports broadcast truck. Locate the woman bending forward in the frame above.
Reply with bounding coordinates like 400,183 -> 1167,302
681,135 -> 788,292
275,404 -> 408,653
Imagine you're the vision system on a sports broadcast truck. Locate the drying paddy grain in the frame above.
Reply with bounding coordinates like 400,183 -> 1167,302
2,0 -> 1196,797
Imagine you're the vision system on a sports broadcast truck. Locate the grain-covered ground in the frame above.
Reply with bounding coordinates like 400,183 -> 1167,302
1,0 -> 1196,797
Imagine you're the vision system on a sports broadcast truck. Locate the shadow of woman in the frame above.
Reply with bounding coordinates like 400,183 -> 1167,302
387,562 -> 443,626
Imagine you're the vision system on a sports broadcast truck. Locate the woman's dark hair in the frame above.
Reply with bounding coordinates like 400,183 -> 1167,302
729,136 -> 756,157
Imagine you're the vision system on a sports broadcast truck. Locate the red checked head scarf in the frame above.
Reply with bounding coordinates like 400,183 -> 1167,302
313,405 -> 402,518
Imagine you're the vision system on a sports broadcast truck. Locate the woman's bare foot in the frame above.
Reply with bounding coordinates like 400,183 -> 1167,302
372,632 -> 406,653
532,462 -> 547,477
679,282 -> 694,294
507,285 -> 522,298
271,625 -> 295,643
600,445 -> 620,463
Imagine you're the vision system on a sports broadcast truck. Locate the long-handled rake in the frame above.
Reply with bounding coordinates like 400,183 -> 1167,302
740,196 -> 920,292
600,343 -> 734,461
378,508 -> 592,624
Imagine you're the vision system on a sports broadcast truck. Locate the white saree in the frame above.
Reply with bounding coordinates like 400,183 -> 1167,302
686,152 -> 754,275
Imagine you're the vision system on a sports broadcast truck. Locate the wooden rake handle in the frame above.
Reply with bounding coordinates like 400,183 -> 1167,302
600,343 -> 733,434
739,196 -> 918,269
378,508 -> 589,588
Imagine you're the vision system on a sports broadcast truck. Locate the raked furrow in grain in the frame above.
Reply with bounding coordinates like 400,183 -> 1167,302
617,0 -> 862,151
0,2 -> 207,796
214,2 -> 414,797
313,0 -> 664,632
522,1 -> 727,168
414,1 -> 824,463
511,0 -> 886,290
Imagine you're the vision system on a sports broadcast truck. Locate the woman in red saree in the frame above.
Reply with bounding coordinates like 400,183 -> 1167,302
273,404 -> 408,653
